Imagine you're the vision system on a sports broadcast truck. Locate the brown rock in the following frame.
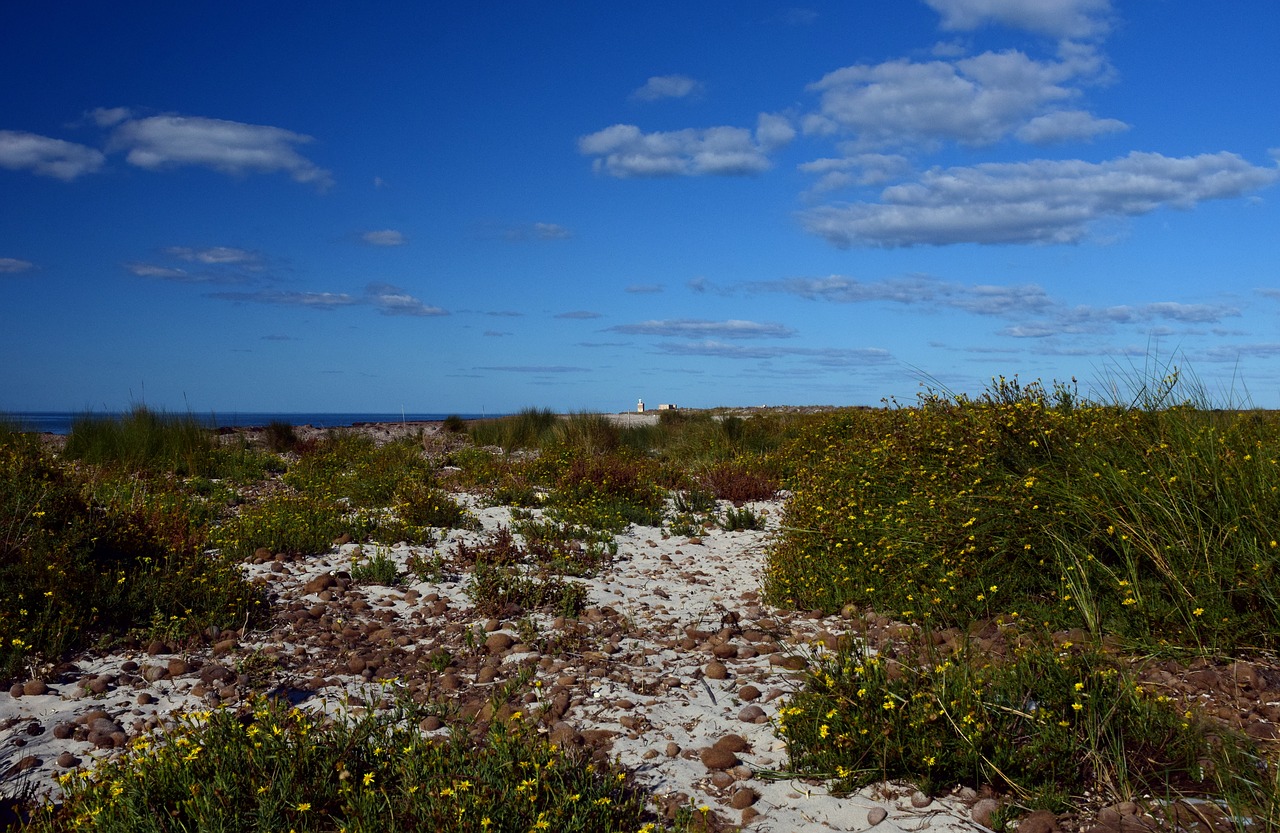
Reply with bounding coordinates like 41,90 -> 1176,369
867,807 -> 888,825
7,684 -> 23,698
738,704 -> 766,723
700,746 -> 738,770
972,798 -> 999,827
714,733 -> 750,753
56,751 -> 80,769
167,659 -> 191,676
21,680 -> 48,696
729,788 -> 757,809
485,633 -> 515,654
1019,810 -> 1060,833
739,684 -> 761,701
704,661 -> 728,680
910,790 -> 932,808
664,741 -> 681,757
304,574 -> 337,594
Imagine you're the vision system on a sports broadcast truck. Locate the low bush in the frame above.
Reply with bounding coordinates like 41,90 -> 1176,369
766,377 -> 1280,652
26,696 -> 682,832
1,433 -> 264,682
779,635 -> 1226,808
210,495 -> 366,560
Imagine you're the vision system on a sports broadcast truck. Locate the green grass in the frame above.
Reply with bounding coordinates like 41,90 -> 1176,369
64,407 -> 217,476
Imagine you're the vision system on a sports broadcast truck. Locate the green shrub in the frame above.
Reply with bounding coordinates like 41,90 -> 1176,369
26,696 -> 682,832
1,436 -> 264,682
210,495 -> 365,560
350,549 -> 404,585
543,450 -> 666,532
766,378 -> 1280,652
284,434 -> 433,508
779,636 -> 1223,806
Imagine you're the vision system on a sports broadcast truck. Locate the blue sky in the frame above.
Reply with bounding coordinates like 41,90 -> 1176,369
3,1 -> 1279,414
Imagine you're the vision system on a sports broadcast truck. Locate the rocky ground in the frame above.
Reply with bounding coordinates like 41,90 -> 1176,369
4,421 -> 1279,831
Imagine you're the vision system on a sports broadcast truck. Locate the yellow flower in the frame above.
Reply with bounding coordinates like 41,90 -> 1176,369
296,802 -> 311,812
363,772 -> 375,786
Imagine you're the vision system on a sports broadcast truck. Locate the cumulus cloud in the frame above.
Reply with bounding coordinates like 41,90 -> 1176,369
366,282 -> 447,317
1015,110 -> 1128,144
106,114 -> 332,188
608,319 -> 796,339
0,131 -> 105,180
578,117 -> 791,177
0,257 -> 34,274
800,153 -> 913,192
361,229 -> 407,247
802,47 -> 1110,149
631,74 -> 703,101
924,0 -> 1113,39
799,151 -> 1280,247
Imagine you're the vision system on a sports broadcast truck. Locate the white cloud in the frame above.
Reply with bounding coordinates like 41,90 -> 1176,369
366,283 -> 446,317
0,257 -> 34,274
0,131 -> 105,181
107,114 -> 332,188
631,74 -> 703,101
755,113 -> 796,151
1015,110 -> 1128,144
799,151 -> 1280,247
209,290 -> 359,308
555,310 -> 602,320
88,106 -> 131,127
578,122 -> 783,177
608,319 -> 796,339
923,0 -> 1112,39
126,262 -> 197,281
799,153 -> 913,192
803,48 -> 1109,149
758,274 -> 1241,342
361,229 -> 407,247
164,245 -> 260,265
532,222 -> 572,240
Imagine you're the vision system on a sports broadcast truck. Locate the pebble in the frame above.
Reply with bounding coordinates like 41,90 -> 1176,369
704,661 -> 728,680
867,807 -> 888,825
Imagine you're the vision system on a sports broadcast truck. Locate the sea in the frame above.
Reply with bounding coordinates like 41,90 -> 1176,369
4,412 -> 493,436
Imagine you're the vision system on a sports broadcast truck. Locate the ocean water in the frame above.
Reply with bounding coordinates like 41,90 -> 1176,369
5,412 -> 492,436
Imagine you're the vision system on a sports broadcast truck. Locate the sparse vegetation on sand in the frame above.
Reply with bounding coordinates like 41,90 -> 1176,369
6,381 -> 1280,829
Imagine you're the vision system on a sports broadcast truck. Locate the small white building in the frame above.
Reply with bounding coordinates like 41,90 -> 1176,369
637,399 -> 645,413
657,403 -> 678,411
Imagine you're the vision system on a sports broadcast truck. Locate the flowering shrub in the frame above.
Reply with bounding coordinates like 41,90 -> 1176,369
767,382 -> 1280,651
27,696 -> 680,832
